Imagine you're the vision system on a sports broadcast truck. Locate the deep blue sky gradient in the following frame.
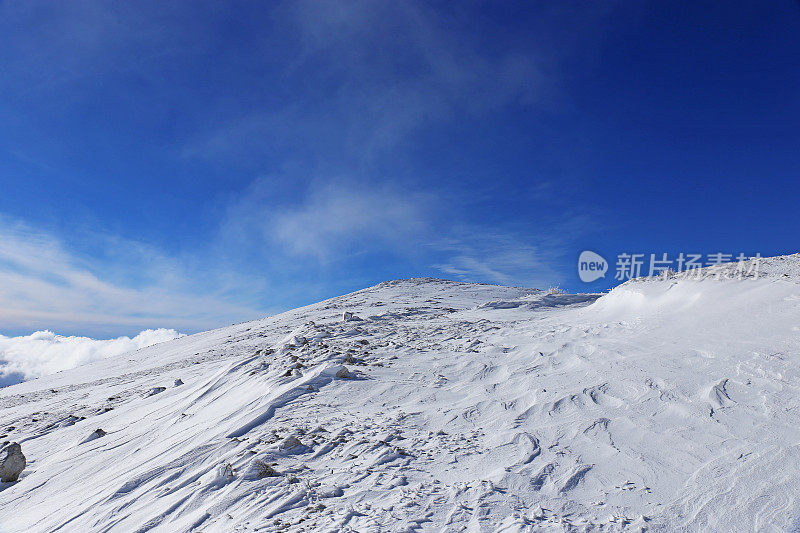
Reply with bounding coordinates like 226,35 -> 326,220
0,1 -> 798,336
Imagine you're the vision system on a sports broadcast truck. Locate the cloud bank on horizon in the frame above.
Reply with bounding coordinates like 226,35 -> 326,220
0,328 -> 183,387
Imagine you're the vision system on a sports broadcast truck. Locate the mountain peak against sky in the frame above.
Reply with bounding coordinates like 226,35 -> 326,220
374,277 -> 541,290
2,256 -> 800,530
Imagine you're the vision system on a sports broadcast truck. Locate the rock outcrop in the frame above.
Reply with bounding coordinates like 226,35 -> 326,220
0,442 -> 26,482
335,365 -> 353,379
279,435 -> 303,450
342,311 -> 361,322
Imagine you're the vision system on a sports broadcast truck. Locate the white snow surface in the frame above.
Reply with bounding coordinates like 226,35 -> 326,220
2,256 -> 800,532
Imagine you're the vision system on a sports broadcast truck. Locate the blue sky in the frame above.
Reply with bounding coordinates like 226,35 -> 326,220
0,1 -> 798,337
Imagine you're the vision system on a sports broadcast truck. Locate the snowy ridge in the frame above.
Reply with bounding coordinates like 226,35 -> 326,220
2,265 -> 800,531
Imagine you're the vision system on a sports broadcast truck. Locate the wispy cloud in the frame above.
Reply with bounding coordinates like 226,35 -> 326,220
0,217 -> 267,337
177,1 -> 576,289
272,185 -> 428,257
222,178 -> 432,261
430,231 -> 565,289
219,174 -> 581,290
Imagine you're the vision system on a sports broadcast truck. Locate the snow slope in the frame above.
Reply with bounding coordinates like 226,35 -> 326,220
2,258 -> 800,532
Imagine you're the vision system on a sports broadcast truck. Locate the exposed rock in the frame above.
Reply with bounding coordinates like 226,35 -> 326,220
292,335 -> 308,346
279,435 -> 302,450
80,429 -> 107,444
173,379 -> 184,387
0,442 -> 26,482
342,311 -> 362,322
335,366 -> 353,379
253,459 -> 278,478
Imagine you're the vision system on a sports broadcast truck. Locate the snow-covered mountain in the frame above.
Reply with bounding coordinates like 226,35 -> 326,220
2,256 -> 800,532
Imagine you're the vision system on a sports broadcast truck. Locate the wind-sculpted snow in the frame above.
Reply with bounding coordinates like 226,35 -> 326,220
1,263 -> 800,531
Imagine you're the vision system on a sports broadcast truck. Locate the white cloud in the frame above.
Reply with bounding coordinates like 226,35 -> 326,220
430,231 -> 566,289
0,328 -> 183,386
272,183 -> 429,257
0,217 -> 267,336
223,179 -> 431,260
221,176 -> 582,290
